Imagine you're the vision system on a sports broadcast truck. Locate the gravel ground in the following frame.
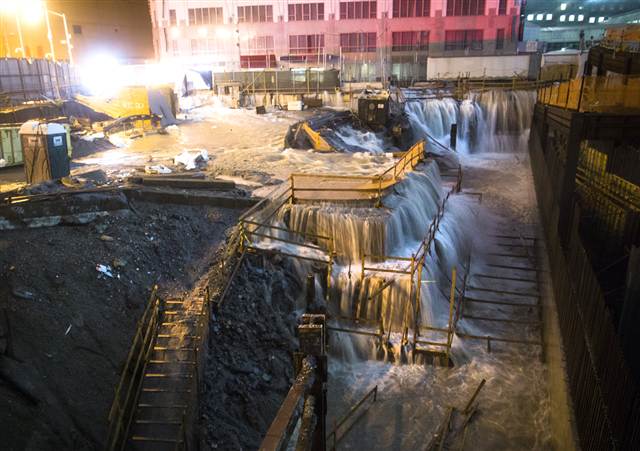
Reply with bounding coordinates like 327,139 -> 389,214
199,254 -> 306,450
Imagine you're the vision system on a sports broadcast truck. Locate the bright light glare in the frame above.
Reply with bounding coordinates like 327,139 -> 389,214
80,54 -> 125,97
170,26 -> 180,39
560,3 -> 567,11
198,27 -> 207,37
0,0 -> 17,13
2,0 -> 45,24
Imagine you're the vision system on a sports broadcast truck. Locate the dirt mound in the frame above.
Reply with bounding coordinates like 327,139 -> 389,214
200,254 -> 305,450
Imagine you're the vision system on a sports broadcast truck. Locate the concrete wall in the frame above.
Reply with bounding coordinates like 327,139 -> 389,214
426,54 -> 532,79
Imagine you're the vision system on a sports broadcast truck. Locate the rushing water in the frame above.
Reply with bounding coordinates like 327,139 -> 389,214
280,163 -> 442,262
406,90 -> 537,154
247,89 -> 549,449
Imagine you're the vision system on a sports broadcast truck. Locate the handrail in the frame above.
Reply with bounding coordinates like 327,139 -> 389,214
326,385 -> 378,448
107,286 -> 161,451
289,140 -> 425,207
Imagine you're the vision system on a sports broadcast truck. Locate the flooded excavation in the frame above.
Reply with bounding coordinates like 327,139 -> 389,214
4,5 -> 640,450
208,88 -> 554,450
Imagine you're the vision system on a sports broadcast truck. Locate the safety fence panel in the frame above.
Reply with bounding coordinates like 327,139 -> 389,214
0,58 -> 79,105
213,69 -> 340,94
537,75 -> 640,113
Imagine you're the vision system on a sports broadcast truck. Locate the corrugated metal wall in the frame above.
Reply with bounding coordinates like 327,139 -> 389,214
0,58 -> 79,106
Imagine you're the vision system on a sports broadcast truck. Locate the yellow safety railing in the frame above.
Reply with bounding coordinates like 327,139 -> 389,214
289,140 -> 425,206
537,75 -> 640,112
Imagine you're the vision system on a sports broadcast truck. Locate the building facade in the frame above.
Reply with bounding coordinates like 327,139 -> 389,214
148,0 -> 522,82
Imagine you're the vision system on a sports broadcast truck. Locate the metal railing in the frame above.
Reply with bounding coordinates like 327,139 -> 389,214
289,140 -> 425,206
537,75 -> 640,113
107,286 -> 161,451
326,385 -> 378,449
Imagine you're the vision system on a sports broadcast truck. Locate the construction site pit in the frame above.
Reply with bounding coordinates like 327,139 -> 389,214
0,90 -> 566,451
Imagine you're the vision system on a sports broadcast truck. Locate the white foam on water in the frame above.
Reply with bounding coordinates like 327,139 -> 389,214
244,89 -> 549,449
406,90 -> 537,154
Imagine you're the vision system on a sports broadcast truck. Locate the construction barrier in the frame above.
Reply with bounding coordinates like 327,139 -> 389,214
537,75 -> 640,112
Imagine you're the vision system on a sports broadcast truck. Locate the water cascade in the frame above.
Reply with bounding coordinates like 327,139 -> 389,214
278,163 -> 443,262
249,159 -> 473,364
406,90 -> 537,154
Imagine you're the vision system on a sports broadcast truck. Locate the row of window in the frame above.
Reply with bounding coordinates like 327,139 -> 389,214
393,0 -> 430,18
238,5 -> 273,23
527,12 -> 607,23
339,1 -> 377,20
290,34 -> 325,54
177,30 -> 504,57
288,3 -> 324,21
169,0 -> 507,26
187,7 -> 223,26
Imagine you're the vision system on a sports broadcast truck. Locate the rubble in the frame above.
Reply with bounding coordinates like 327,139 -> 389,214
174,149 -> 209,170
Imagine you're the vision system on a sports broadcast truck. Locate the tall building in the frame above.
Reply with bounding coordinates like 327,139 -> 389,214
149,0 -> 522,82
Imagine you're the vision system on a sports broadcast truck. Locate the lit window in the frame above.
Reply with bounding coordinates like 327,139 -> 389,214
527,13 -> 534,21
568,14 -> 575,21
559,15 -> 565,22
560,3 -> 567,11
598,16 -> 605,23
589,17 -> 595,23
536,13 -> 543,20
546,13 -> 553,20
578,14 -> 584,21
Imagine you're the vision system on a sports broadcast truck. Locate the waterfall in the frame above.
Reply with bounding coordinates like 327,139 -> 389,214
278,162 -> 443,262
249,145 -> 476,365
326,196 -> 475,363
406,90 -> 537,154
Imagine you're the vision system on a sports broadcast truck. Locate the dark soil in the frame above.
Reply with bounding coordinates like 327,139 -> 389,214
0,201 -> 238,450
200,254 -> 307,450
